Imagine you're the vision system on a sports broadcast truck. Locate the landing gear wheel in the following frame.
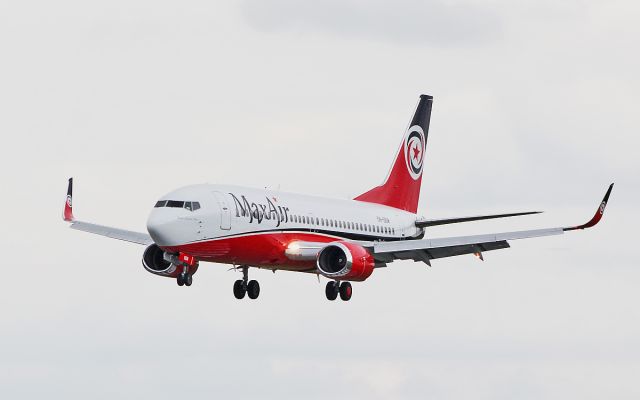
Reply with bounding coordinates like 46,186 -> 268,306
339,282 -> 352,301
247,280 -> 260,299
184,274 -> 193,287
233,279 -> 246,299
177,274 -> 185,286
325,281 -> 339,301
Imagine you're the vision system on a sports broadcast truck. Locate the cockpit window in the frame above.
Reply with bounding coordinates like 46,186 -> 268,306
155,200 -> 200,211
184,202 -> 201,211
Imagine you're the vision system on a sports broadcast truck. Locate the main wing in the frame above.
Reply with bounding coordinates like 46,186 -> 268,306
369,184 -> 614,265
62,178 -> 153,246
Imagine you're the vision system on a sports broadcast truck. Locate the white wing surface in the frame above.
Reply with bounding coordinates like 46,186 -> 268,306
63,178 -> 153,246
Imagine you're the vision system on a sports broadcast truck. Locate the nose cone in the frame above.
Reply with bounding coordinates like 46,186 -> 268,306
146,209 -> 177,246
146,208 -> 199,247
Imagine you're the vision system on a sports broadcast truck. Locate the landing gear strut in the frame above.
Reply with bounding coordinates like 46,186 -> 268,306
325,281 -> 352,301
234,266 -> 260,300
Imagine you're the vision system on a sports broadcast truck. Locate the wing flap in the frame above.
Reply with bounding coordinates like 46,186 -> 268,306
385,241 -> 510,263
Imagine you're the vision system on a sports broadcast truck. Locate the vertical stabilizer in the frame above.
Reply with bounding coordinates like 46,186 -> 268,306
354,95 -> 432,214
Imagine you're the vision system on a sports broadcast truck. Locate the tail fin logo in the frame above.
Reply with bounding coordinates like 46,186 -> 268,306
66,195 -> 72,208
404,125 -> 426,180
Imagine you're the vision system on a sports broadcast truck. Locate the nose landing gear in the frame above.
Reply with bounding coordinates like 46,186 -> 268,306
325,281 -> 352,301
177,271 -> 193,286
175,253 -> 197,287
233,266 -> 260,300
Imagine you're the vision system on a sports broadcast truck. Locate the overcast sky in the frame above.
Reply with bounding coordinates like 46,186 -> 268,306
1,1 -> 639,399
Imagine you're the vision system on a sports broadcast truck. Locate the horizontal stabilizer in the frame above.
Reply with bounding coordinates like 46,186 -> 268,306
415,211 -> 542,228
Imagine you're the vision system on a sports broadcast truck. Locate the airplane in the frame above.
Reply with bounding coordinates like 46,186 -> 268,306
62,95 -> 614,301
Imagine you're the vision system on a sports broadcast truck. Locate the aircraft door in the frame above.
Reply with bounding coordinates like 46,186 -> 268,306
212,191 -> 231,230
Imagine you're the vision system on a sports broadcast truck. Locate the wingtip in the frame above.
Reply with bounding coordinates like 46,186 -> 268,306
63,177 -> 74,222
564,184 -> 613,231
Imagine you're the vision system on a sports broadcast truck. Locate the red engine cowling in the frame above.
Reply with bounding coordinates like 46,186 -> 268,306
316,242 -> 375,281
142,244 -> 198,278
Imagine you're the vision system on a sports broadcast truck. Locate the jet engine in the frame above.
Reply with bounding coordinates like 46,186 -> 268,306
316,241 -> 375,281
142,244 -> 198,278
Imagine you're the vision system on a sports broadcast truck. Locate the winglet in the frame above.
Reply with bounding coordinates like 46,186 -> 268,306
564,183 -> 614,231
63,178 -> 74,222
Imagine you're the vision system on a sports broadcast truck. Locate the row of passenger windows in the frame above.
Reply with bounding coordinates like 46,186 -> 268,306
290,214 -> 395,235
154,200 -> 201,211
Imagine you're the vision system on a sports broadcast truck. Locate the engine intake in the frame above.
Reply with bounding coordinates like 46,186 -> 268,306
142,244 -> 178,277
317,242 -> 375,281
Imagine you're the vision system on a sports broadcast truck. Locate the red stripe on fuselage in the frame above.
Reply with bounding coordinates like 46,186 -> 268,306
160,231 -> 341,271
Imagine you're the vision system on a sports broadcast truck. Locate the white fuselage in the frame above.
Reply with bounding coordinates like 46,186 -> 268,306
146,184 -> 422,248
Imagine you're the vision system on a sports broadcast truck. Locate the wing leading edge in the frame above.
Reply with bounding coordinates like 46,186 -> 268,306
62,178 -> 153,246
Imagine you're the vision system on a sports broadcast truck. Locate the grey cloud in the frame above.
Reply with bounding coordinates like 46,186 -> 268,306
241,0 -> 503,46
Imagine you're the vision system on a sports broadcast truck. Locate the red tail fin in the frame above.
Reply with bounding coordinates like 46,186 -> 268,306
354,95 -> 433,214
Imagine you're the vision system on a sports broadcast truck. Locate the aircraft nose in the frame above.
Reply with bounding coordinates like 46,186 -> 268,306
146,209 -> 179,246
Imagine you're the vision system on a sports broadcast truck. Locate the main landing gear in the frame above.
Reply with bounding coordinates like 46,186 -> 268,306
233,266 -> 260,300
325,281 -> 352,301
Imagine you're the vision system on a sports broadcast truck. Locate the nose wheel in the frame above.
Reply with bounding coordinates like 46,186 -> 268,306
176,270 -> 193,287
325,281 -> 352,301
233,266 -> 260,300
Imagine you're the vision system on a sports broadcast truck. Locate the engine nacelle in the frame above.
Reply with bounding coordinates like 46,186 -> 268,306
142,244 -> 198,278
316,242 -> 375,281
